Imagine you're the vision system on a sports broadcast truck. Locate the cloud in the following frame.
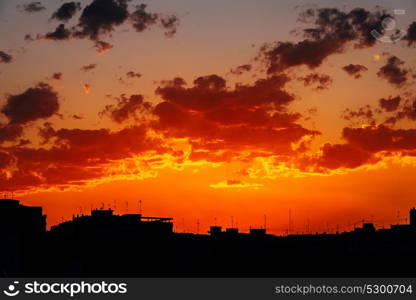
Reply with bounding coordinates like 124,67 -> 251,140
51,2 -> 81,22
377,55 -> 409,87
297,73 -> 332,90
94,40 -> 113,54
0,124 -> 23,144
83,84 -> 92,94
405,22 -> 416,46
126,71 -> 142,79
260,8 -> 389,74
80,63 -> 97,72
29,0 -> 181,52
1,83 -> 60,125
153,74 -> 319,158
343,125 -> 416,153
41,24 -> 72,40
0,51 -> 13,63
229,64 -> 252,76
316,143 -> 374,169
160,15 -> 180,38
379,96 -> 401,112
342,64 -> 368,79
52,72 -> 63,80
130,4 -> 180,37
394,99 -> 416,122
73,0 -> 130,40
210,179 -> 263,189
341,105 -> 375,126
0,124 -> 165,192
20,1 -> 45,13
100,94 -> 152,123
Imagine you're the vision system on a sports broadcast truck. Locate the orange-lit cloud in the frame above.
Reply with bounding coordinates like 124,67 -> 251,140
210,179 -> 263,189
83,83 -> 91,94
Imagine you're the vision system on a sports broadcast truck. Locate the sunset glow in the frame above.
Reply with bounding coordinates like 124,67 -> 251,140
1,0 -> 416,235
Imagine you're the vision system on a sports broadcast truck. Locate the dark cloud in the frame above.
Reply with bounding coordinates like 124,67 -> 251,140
129,4 -> 180,37
20,1 -> 45,13
52,72 -> 63,80
126,71 -> 142,79
317,143 -> 373,169
73,0 -> 130,40
377,55 -> 409,87
1,83 -> 60,125
405,22 -> 416,46
379,96 -> 401,112
0,124 -> 165,192
0,124 -> 23,144
153,74 -> 319,157
129,4 -> 159,32
298,73 -> 332,90
94,40 -> 113,54
160,15 -> 180,38
51,2 -> 81,22
42,24 -> 73,40
29,0 -> 181,52
342,64 -> 368,78
72,114 -> 83,120
341,105 -> 375,125
395,99 -> 416,122
100,94 -> 152,123
0,51 -> 13,64
229,64 -> 252,76
80,63 -> 97,72
343,125 -> 416,153
260,8 -> 389,74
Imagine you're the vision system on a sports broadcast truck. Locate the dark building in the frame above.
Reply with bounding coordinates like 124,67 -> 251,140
410,208 -> 416,226
51,208 -> 173,236
0,199 -> 46,276
0,199 -> 46,234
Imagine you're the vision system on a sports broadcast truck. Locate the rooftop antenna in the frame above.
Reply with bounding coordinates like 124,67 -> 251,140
126,201 -> 128,213
214,217 -> 217,226
196,219 -> 200,234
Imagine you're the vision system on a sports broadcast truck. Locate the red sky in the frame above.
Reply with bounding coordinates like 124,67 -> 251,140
1,0 -> 416,234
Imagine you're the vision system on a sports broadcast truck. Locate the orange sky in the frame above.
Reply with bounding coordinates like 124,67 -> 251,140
1,0 -> 416,234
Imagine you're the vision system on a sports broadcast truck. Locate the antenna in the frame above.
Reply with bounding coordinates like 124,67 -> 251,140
214,217 -> 217,226
126,201 -> 128,213
196,219 -> 200,234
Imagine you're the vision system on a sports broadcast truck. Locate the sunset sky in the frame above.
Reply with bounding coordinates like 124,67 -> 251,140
1,0 -> 416,234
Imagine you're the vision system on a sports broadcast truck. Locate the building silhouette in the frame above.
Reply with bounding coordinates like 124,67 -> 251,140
0,199 -> 46,276
2,198 -> 416,277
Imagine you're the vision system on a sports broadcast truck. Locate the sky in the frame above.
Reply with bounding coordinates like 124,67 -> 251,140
0,0 -> 416,234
